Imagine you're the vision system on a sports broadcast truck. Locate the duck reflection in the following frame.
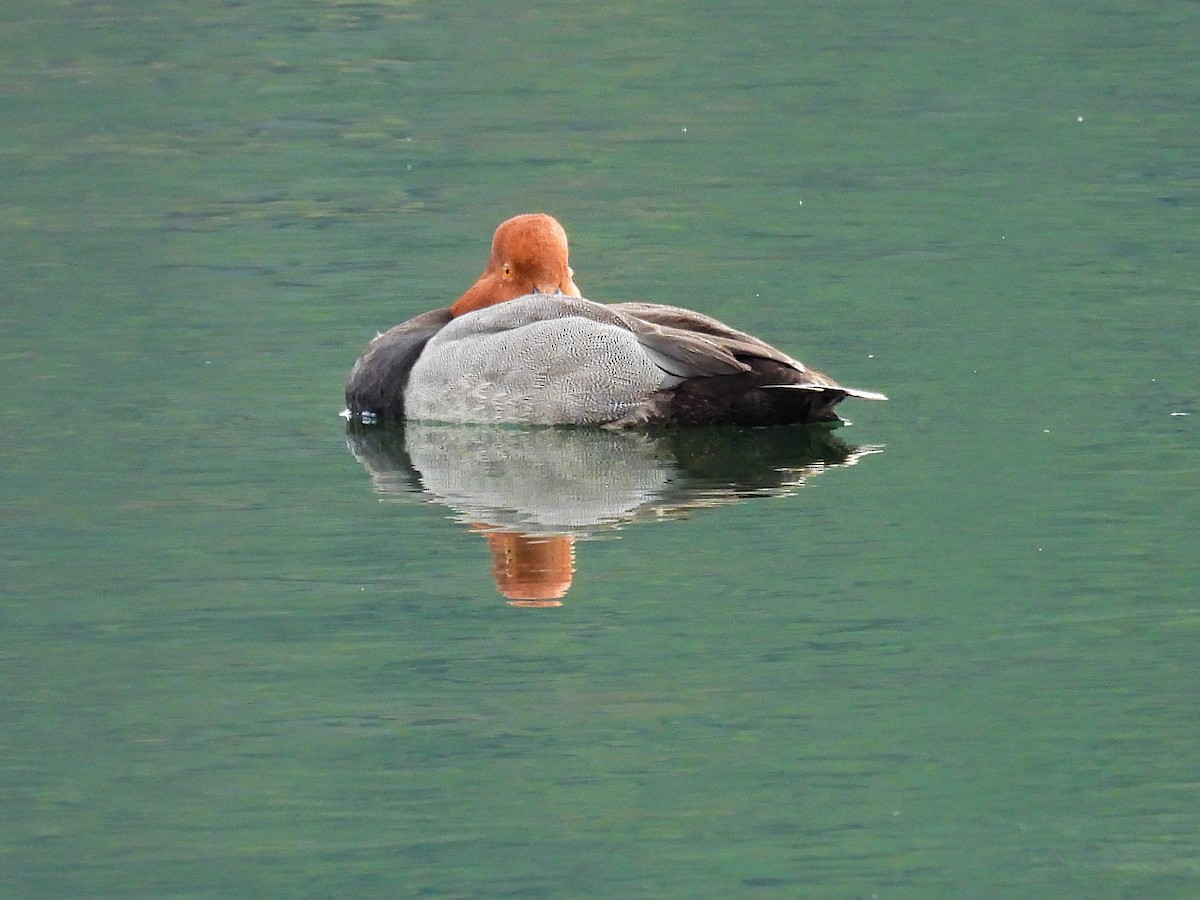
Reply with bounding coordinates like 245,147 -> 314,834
345,423 -> 881,606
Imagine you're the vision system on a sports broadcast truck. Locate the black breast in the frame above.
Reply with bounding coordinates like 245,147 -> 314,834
345,307 -> 453,420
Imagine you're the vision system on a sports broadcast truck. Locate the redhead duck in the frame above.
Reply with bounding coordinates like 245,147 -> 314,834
345,213 -> 886,427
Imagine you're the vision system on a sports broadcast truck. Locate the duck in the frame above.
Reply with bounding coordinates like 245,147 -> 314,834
345,213 -> 886,428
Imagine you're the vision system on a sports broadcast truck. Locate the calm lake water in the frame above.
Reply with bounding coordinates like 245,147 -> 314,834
3,1 -> 1198,896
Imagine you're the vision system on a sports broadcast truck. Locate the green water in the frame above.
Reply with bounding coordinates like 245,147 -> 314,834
3,1 -> 1198,896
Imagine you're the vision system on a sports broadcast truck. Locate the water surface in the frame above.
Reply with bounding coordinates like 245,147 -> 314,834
2,1 -> 1198,896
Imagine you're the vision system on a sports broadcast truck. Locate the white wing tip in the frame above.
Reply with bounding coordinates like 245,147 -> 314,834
763,384 -> 888,401
844,387 -> 889,401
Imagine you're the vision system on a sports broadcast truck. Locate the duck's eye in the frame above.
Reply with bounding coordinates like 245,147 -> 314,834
502,263 -> 512,279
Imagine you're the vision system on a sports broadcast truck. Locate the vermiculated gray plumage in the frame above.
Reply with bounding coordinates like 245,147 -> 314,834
345,294 -> 886,427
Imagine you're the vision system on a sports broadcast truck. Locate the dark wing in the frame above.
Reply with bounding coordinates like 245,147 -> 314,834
611,301 -> 807,372
612,301 -> 887,400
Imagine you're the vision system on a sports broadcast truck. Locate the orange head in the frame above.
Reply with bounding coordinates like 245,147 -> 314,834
481,531 -> 576,606
449,213 -> 582,317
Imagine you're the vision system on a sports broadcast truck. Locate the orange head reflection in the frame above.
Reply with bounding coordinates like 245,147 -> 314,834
477,530 -> 576,607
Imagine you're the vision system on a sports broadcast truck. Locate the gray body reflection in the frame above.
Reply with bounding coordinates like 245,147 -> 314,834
346,423 -> 880,605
